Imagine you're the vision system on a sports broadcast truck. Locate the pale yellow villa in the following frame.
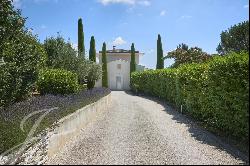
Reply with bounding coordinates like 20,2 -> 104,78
95,46 -> 145,90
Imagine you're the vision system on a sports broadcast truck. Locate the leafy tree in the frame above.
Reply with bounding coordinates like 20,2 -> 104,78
87,61 -> 102,89
44,35 -> 90,84
156,34 -> 164,69
217,21 -> 249,55
89,36 -> 96,62
102,42 -> 108,88
0,0 -> 46,106
165,43 -> 211,68
0,0 -> 25,54
130,43 -> 136,74
78,18 -> 85,59
44,34 -> 77,68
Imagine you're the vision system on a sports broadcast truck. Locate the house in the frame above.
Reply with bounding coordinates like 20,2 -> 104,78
96,46 -> 145,90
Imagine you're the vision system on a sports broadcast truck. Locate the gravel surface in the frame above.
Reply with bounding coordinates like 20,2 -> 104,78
47,91 -> 247,165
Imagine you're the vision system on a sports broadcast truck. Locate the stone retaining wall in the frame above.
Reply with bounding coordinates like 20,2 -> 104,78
47,94 -> 111,157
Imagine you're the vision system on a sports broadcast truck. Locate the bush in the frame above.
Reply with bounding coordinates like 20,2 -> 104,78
87,61 -> 102,89
131,52 -> 249,142
37,69 -> 79,95
43,35 -> 101,86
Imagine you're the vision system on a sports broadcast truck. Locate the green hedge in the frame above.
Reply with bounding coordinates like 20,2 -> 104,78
131,52 -> 249,141
37,69 -> 79,95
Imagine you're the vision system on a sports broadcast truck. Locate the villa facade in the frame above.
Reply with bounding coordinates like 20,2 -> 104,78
96,46 -> 145,90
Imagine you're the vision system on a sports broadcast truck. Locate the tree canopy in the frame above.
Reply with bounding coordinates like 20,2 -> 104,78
165,43 -> 211,68
43,35 -> 101,85
0,0 -> 46,106
217,21 -> 249,55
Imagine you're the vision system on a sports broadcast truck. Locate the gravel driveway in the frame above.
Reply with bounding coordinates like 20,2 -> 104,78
47,91 -> 248,165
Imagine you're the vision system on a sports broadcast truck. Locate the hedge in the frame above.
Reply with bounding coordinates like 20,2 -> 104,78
131,52 -> 249,141
37,69 -> 79,95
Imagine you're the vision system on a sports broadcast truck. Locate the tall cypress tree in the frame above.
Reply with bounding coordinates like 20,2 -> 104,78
102,42 -> 108,88
89,36 -> 96,62
87,36 -> 96,89
156,34 -> 164,69
78,18 -> 85,59
130,43 -> 136,75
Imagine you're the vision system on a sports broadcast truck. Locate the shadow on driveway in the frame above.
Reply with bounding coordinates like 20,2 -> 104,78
124,91 -> 249,164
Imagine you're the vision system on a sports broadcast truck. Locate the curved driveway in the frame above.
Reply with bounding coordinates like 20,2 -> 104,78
47,91 -> 247,165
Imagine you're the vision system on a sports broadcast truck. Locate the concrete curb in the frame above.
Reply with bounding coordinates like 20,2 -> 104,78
47,94 -> 111,157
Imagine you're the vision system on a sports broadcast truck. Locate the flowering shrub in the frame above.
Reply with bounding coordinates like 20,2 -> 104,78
131,52 -> 249,142
0,88 -> 111,153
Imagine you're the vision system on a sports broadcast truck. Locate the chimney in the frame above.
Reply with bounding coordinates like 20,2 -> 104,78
113,46 -> 116,51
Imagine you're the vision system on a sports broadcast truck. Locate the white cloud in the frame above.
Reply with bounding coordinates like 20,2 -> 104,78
180,15 -> 192,19
99,0 -> 135,5
99,0 -> 150,6
112,37 -> 127,46
160,10 -> 166,16
244,4 -> 249,8
138,0 -> 151,6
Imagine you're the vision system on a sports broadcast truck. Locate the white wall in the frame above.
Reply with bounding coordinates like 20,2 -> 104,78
98,53 -> 140,64
108,60 -> 130,90
96,52 -> 143,90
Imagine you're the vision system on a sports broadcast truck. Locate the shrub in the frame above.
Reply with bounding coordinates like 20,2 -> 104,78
37,69 -> 79,95
131,52 -> 249,142
43,35 -> 101,85
87,61 -> 102,89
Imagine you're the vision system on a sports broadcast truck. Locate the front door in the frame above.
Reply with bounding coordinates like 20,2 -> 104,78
116,76 -> 122,90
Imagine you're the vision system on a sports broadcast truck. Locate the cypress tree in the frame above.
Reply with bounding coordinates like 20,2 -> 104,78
156,34 -> 164,69
130,43 -> 136,75
87,36 -> 96,89
89,36 -> 96,62
78,18 -> 85,59
102,42 -> 108,88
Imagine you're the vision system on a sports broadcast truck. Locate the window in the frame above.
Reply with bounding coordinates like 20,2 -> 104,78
117,64 -> 121,69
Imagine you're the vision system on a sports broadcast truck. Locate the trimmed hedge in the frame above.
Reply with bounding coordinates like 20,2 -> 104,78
131,52 -> 249,141
37,69 -> 79,95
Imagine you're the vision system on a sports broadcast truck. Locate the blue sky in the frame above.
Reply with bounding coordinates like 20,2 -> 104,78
13,0 -> 249,69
